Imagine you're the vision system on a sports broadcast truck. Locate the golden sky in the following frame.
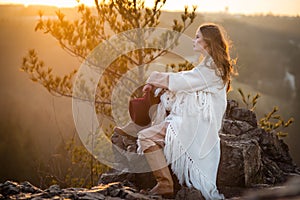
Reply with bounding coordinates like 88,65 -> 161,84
0,0 -> 299,16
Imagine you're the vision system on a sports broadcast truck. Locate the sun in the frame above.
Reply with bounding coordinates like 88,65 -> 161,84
0,0 -> 95,7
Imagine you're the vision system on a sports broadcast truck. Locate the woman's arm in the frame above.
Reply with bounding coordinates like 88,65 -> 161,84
145,67 -> 223,93
146,71 -> 170,89
168,67 -> 223,92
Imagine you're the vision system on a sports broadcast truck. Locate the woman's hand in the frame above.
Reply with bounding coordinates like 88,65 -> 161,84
143,84 -> 153,92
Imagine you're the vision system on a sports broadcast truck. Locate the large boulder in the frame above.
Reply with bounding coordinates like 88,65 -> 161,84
218,100 -> 300,187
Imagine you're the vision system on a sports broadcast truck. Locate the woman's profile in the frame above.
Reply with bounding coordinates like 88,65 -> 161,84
136,23 -> 236,200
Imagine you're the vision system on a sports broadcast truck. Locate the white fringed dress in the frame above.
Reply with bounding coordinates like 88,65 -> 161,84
139,56 -> 226,200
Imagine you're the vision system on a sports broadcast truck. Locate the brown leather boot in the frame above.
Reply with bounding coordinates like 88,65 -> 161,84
144,145 -> 174,197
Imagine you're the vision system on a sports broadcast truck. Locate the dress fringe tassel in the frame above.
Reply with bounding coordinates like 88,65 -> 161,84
164,124 -> 224,200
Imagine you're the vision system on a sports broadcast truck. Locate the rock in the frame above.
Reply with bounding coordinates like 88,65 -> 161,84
91,182 -> 155,199
30,192 -> 49,199
61,188 -> 81,199
105,197 -> 124,200
175,186 -> 204,200
46,184 -> 62,196
126,192 -> 157,200
222,119 -> 255,135
218,136 -> 263,187
218,100 -> 300,187
20,181 -> 43,194
230,108 -> 257,128
0,181 -> 20,196
99,169 -> 157,191
225,100 -> 257,128
0,181 -> 158,200
244,176 -> 300,200
110,132 -> 142,171
78,191 -> 105,200
99,170 -> 136,186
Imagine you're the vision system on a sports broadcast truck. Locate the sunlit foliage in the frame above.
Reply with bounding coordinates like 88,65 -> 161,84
21,0 -> 197,187
237,88 -> 294,138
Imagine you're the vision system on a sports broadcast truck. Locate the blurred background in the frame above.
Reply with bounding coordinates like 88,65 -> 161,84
0,0 -> 299,187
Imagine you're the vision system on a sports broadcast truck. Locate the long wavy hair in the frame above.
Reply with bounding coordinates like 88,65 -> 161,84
198,23 -> 237,92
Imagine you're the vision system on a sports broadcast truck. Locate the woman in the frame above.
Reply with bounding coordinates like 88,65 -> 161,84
137,23 -> 236,200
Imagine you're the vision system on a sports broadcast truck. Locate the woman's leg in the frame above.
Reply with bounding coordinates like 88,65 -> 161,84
114,121 -> 150,138
143,145 -> 174,196
137,122 -> 174,196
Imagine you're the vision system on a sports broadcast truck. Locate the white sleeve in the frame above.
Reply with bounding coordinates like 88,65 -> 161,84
146,71 -> 170,88
168,67 -> 223,92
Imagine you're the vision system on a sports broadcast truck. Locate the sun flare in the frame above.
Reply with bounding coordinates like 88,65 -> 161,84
0,0 -> 95,8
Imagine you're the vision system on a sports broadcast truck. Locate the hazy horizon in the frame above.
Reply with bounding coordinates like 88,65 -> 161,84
0,0 -> 299,17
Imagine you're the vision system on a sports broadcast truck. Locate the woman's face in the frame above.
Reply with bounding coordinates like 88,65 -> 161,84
193,31 -> 207,54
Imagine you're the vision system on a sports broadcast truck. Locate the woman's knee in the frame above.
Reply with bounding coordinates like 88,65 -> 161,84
137,136 -> 149,148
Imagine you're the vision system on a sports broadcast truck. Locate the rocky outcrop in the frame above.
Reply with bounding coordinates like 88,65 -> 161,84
108,100 -> 300,190
243,176 -> 300,200
0,180 -> 209,200
1,99 -> 299,200
218,100 -> 300,187
0,181 -> 156,200
1,176 -> 300,199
